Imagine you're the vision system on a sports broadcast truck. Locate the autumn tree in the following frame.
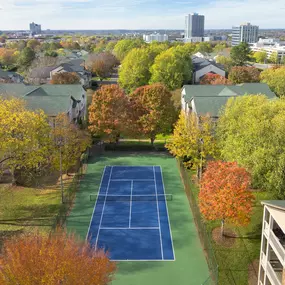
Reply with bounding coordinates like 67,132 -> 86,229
230,42 -> 251,66
0,98 -> 52,184
195,42 -> 213,54
269,52 -> 279,64
51,113 -> 91,175
166,112 -> 218,169
253,50 -> 267,63
0,48 -> 18,67
105,41 -> 117,52
200,73 -> 232,85
217,95 -> 285,197
0,231 -> 116,285
260,66 -> 285,97
51,72 -> 80,84
199,161 -> 254,236
228,66 -> 260,84
86,52 -> 118,81
150,45 -> 193,90
27,39 -> 41,51
129,83 -> 176,145
88,85 -> 129,142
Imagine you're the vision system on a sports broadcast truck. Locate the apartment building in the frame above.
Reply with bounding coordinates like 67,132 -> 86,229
258,201 -> 285,285
185,13 -> 204,42
232,23 -> 259,46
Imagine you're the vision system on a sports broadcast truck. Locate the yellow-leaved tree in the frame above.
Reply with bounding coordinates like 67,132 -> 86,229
0,98 -> 52,183
51,113 -> 92,174
166,111 -> 218,171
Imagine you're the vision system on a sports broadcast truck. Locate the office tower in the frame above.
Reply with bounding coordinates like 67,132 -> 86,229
232,23 -> 259,46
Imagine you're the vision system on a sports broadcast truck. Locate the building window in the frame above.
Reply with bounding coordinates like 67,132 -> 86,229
265,208 -> 270,224
262,237 -> 268,254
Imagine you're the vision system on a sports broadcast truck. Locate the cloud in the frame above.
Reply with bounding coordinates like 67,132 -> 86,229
0,0 -> 284,30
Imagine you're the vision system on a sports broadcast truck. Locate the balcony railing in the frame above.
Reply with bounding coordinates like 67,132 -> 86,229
270,229 -> 285,262
267,261 -> 282,285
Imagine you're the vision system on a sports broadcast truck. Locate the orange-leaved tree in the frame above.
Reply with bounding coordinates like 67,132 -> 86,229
200,73 -> 232,85
88,84 -> 129,142
0,231 -> 116,285
51,72 -> 80,84
199,161 -> 254,236
129,83 -> 176,145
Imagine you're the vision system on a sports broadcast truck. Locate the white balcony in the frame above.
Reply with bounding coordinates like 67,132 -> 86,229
264,221 -> 270,237
267,261 -> 282,285
270,229 -> 285,263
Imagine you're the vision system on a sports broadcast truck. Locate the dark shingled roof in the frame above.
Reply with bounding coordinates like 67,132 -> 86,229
192,56 -> 225,72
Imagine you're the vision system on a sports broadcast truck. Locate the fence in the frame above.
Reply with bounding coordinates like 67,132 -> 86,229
51,148 -> 90,231
178,159 -> 219,285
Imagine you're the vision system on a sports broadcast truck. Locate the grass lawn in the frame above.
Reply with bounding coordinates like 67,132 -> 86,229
0,174 -> 77,248
67,152 -> 210,285
187,171 -> 276,285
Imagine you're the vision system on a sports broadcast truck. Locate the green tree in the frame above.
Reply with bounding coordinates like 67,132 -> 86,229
113,39 -> 145,61
214,42 -> 227,53
230,42 -> 251,66
269,52 -> 279,64
195,42 -> 213,54
130,83 -> 176,145
150,45 -> 193,90
217,95 -> 285,197
228,66 -> 260,84
260,66 -> 285,97
105,41 -> 117,52
118,48 -> 153,93
253,50 -> 267,63
17,47 -> 35,68
215,55 -> 233,71
27,39 -> 40,50
166,111 -> 218,169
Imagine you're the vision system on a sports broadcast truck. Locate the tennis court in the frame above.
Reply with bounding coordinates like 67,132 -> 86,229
87,166 -> 175,261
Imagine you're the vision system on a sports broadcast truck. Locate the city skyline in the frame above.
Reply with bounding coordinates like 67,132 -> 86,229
0,0 -> 284,30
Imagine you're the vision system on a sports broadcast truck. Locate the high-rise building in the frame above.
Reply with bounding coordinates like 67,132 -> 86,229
232,23 -> 259,46
29,22 -> 41,35
185,13 -> 205,39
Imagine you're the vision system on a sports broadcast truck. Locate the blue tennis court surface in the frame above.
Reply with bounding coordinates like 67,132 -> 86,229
87,166 -> 175,261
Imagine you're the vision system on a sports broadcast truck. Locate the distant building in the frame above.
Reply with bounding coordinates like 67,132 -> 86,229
258,201 -> 285,285
143,33 -> 168,43
185,13 -> 205,38
250,42 -> 285,63
232,23 -> 259,46
29,22 -> 41,35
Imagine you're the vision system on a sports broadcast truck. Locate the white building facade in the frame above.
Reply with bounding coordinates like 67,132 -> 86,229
143,33 -> 168,43
232,23 -> 259,46
258,201 -> 285,285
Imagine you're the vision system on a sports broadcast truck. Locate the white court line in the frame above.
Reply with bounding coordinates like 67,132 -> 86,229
86,166 -> 107,241
110,179 -> 154,181
94,166 -> 113,248
129,180 -> 133,228
100,227 -> 159,230
153,166 -> 164,260
159,166 -> 176,261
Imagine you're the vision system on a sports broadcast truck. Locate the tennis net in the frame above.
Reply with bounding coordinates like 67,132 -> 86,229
90,194 -> 173,202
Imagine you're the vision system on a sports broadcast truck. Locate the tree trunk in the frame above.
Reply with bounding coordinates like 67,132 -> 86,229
11,168 -> 16,186
221,219 -> 225,237
150,137 -> 155,147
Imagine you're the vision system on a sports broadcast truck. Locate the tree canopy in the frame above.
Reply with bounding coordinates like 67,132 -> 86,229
260,66 -> 285,97
150,45 -> 193,90
51,72 -> 80,84
88,85 -> 129,142
228,66 -> 260,84
253,50 -> 267,63
199,161 -> 254,235
113,39 -> 145,61
200,73 -> 232,85
217,95 -> 285,197
166,111 -> 218,169
0,231 -> 116,285
129,83 -> 176,144
230,42 -> 251,66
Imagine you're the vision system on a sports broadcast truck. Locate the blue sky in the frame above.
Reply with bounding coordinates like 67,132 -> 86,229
0,0 -> 284,30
